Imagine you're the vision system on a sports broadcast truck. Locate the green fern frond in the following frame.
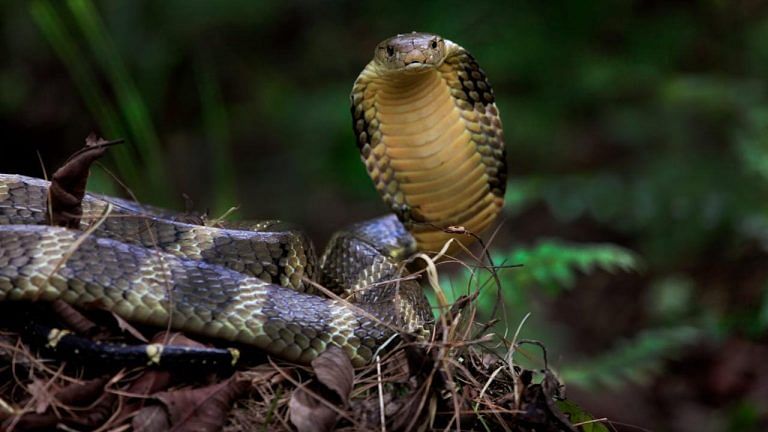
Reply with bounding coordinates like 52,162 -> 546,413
506,239 -> 640,294
436,240 -> 641,314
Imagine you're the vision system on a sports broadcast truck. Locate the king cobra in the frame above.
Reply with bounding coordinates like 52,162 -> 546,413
0,32 -> 506,367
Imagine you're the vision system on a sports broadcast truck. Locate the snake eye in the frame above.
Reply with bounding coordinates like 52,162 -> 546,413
430,40 -> 438,49
386,46 -> 394,57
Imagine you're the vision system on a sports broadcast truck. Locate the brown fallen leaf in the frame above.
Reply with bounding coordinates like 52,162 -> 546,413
247,364 -> 283,386
289,346 -> 354,432
10,377 -> 111,430
311,345 -> 353,406
541,369 -> 577,432
289,385 -> 339,432
149,374 -> 248,432
51,300 -> 100,335
132,405 -> 171,432
48,133 -> 123,228
111,368 -> 173,428
48,376 -> 109,407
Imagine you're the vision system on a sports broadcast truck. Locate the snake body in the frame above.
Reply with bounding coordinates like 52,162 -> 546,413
0,32 -> 506,366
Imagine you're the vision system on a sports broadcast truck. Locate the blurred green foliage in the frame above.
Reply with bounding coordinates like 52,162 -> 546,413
3,1 -> 768,429
435,240 -> 639,318
559,325 -> 703,388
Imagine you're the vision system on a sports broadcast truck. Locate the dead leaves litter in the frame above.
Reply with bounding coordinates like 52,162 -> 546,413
289,347 -> 354,432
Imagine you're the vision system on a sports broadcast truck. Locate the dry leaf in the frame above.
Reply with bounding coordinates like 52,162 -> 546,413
110,367 -> 173,427
247,364 -> 282,386
311,346 -> 353,405
51,376 -> 108,406
154,375 -> 248,432
51,300 -> 99,335
289,347 -> 354,432
48,134 -> 122,228
132,405 -> 171,432
11,377 -> 110,430
127,369 -> 173,397
289,385 -> 339,432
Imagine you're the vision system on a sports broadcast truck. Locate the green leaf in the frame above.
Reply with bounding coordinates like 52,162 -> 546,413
505,239 -> 641,294
433,240 -> 640,322
556,399 -> 610,432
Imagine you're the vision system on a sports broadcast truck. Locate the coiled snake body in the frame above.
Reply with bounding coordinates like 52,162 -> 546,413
0,33 -> 506,367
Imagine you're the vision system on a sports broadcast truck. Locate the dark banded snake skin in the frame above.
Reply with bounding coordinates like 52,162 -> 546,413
0,32 -> 506,367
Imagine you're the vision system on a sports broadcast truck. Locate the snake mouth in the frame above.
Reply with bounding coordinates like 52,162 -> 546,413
403,62 -> 433,73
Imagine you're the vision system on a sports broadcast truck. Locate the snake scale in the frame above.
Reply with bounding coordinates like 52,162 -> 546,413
0,32 -> 506,367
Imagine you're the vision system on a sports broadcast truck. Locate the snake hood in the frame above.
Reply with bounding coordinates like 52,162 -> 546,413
352,32 -> 508,252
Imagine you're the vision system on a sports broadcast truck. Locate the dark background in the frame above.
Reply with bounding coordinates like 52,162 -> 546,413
3,1 -> 768,431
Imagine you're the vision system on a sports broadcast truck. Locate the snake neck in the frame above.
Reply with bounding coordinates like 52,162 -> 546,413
352,47 -> 506,253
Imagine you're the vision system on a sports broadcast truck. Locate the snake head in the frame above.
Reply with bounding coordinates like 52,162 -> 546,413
374,32 -> 448,73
